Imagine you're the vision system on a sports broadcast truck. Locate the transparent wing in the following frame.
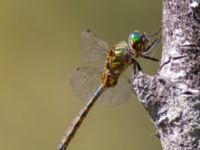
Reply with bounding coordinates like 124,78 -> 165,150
70,66 -> 131,106
70,66 -> 103,103
80,29 -> 109,63
99,75 -> 132,106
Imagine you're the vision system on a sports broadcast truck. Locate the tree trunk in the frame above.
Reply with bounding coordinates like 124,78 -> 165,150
132,0 -> 200,150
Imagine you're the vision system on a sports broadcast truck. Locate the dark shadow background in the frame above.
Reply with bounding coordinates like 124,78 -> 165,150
0,0 -> 162,149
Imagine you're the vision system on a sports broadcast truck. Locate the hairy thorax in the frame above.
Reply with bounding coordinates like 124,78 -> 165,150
101,41 -> 132,88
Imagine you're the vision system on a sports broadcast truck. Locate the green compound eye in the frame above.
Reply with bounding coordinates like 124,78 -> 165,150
130,32 -> 140,43
128,32 -> 141,49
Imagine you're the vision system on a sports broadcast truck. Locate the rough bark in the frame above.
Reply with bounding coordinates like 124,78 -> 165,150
132,0 -> 200,150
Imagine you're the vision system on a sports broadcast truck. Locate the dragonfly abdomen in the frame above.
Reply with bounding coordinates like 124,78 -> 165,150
58,86 -> 104,150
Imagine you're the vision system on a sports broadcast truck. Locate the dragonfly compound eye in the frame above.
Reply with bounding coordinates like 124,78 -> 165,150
128,32 -> 141,49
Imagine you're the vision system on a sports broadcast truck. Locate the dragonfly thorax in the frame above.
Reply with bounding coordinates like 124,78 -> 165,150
101,41 -> 132,88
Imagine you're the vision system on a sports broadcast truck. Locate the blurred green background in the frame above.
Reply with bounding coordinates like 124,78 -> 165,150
0,0 -> 162,150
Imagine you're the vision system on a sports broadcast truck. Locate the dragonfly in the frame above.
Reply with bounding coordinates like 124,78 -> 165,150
58,28 -> 161,150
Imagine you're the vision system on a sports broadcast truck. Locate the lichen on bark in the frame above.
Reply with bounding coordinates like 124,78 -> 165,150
132,0 -> 200,149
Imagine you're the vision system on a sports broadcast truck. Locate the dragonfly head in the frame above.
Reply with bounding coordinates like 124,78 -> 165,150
128,31 -> 149,55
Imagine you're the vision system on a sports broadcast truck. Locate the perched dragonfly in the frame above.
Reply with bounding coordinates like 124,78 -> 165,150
58,29 -> 161,150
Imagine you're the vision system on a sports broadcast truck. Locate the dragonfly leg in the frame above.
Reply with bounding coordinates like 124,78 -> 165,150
140,54 -> 160,62
135,59 -> 143,73
142,36 -> 161,55
147,27 -> 162,37
132,59 -> 143,80
133,63 -> 137,74
132,61 -> 137,79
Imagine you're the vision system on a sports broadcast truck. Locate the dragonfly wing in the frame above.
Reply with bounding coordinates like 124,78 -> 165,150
70,66 -> 103,103
99,75 -> 132,106
80,29 -> 109,63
